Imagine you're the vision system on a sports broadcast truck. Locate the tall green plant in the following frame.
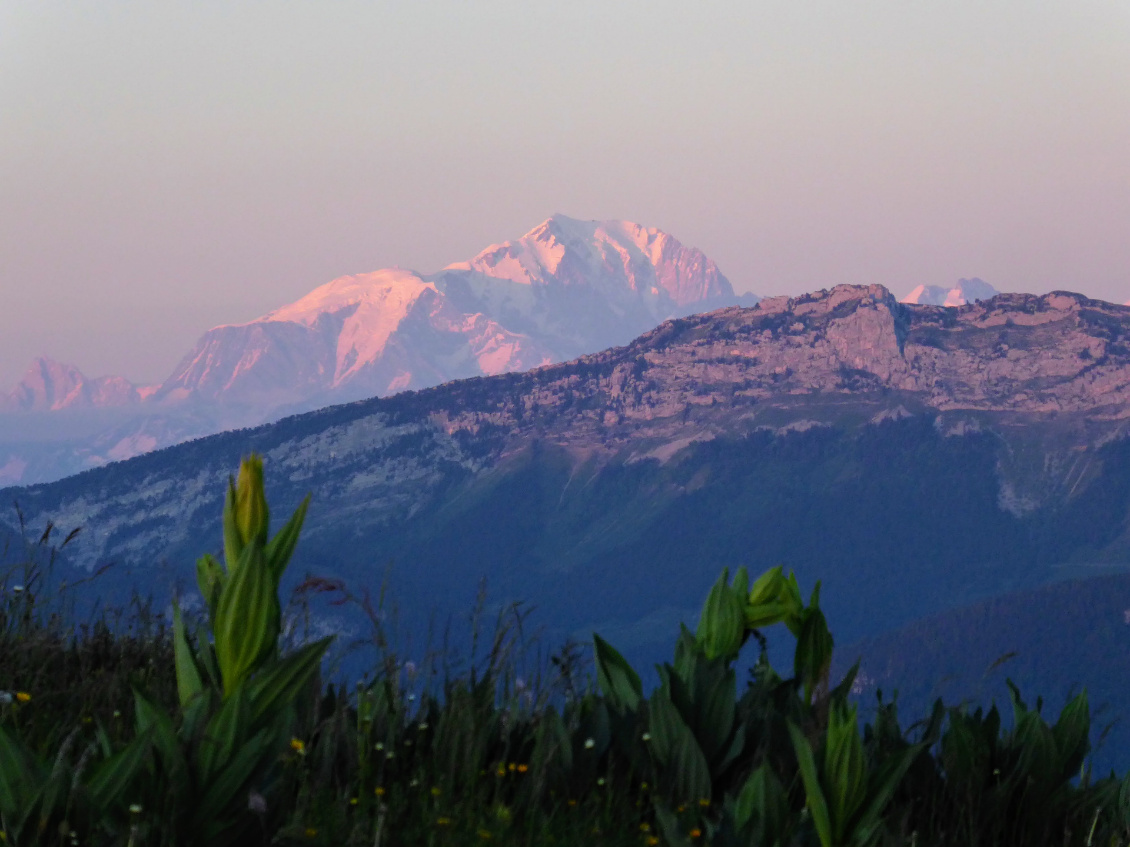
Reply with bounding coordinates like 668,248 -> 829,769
129,455 -> 332,845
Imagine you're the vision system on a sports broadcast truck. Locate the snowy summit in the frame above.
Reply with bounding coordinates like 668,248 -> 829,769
901,278 -> 999,307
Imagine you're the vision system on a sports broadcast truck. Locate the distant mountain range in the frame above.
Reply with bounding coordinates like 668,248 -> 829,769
0,357 -> 151,413
900,277 -> 999,307
6,283 -> 1130,687
8,274 -> 1130,770
0,215 -> 756,484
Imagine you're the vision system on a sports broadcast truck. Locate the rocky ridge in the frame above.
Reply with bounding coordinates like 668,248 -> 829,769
427,284 -> 1130,449
0,215 -> 753,485
0,357 -> 147,413
9,283 -> 1130,576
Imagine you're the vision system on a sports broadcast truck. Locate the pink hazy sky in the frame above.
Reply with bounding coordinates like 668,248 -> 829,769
1,2 -> 1128,390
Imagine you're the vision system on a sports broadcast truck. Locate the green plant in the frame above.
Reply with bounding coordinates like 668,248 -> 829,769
788,699 -> 925,847
130,455 -> 332,845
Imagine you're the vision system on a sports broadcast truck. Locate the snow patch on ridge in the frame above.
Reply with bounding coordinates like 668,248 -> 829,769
902,278 -> 999,307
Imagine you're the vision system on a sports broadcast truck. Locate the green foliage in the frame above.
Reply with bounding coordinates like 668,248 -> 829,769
5,479 -> 1130,845
125,455 -> 331,845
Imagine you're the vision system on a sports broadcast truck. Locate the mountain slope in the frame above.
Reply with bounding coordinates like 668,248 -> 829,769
1,215 -> 754,484
154,215 -> 747,408
837,571 -> 1130,773
6,285 -> 1130,672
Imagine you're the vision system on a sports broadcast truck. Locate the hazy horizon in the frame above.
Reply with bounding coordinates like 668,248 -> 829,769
2,2 -> 1128,389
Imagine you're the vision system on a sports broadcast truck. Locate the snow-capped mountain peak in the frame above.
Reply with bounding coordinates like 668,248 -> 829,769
152,215 -> 746,410
263,269 -> 436,328
3,216 -> 757,483
901,278 -> 1000,307
1,357 -> 142,413
447,214 -> 732,308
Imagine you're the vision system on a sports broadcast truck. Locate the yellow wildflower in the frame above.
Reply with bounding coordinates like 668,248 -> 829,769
305,827 -> 317,838
690,828 -> 702,840
437,817 -> 451,827
15,692 -> 30,704
289,738 -> 306,755
517,763 -> 528,773
431,786 -> 442,797
375,786 -> 386,797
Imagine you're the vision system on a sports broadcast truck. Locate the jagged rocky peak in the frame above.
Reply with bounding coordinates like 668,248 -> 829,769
901,277 -> 999,307
152,215 -> 753,409
1,357 -> 141,413
448,214 -> 736,306
755,283 -> 898,317
1,216 -> 757,483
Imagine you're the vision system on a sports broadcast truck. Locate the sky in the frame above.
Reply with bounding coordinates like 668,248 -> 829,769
1,1 -> 1128,389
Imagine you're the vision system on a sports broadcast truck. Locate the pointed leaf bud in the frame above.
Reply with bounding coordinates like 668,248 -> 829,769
235,454 -> 269,548
697,569 -> 746,661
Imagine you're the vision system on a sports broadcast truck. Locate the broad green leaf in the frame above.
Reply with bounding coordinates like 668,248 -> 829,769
783,572 -> 805,632
0,724 -> 46,825
593,633 -> 642,714
828,661 -> 861,708
1051,690 -> 1090,779
213,542 -> 277,695
264,494 -> 310,583
133,688 -> 190,797
38,729 -> 82,834
824,702 -> 866,842
670,731 -> 713,810
173,601 -> 205,707
748,566 -> 785,606
850,742 -> 925,847
795,607 -> 834,705
731,565 -> 750,598
198,683 -> 250,783
647,689 -> 683,766
222,477 -> 243,573
194,624 -> 222,690
181,688 -> 216,745
788,721 -> 833,847
648,692 -> 712,802
745,601 -> 795,630
672,626 -> 699,686
196,727 -> 274,826
1013,712 -> 1057,790
247,637 -> 332,729
696,568 -> 746,661
684,660 -> 736,766
195,553 -> 226,618
85,730 -> 152,810
735,760 -> 788,843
